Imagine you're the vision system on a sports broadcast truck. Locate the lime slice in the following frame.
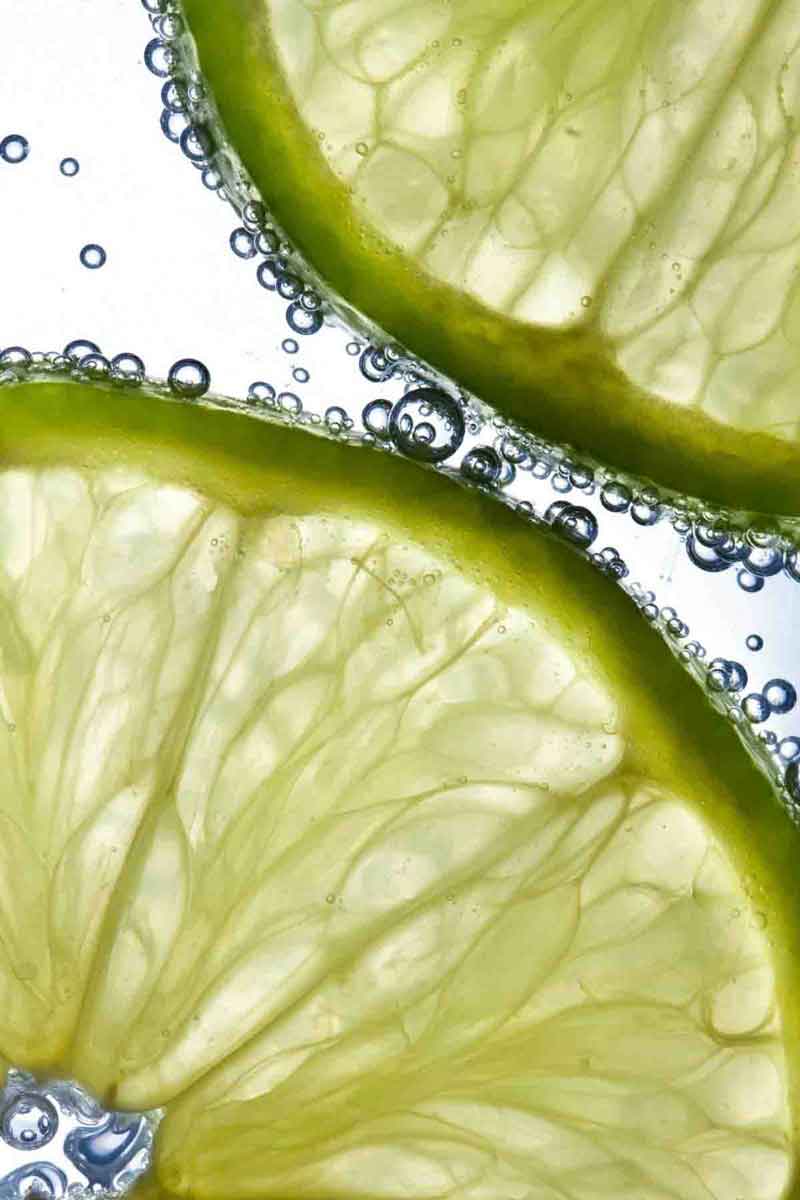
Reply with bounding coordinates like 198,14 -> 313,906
180,0 -> 800,512
0,378 -> 798,1198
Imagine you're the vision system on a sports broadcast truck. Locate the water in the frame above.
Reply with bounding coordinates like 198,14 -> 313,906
0,1072 -> 158,1200
1,0 -> 799,827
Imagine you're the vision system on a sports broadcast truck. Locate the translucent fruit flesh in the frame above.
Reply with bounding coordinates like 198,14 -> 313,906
181,0 -> 800,512
0,379 -> 798,1199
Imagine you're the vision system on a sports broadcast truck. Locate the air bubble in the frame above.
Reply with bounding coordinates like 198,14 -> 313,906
256,229 -> 280,256
59,157 -> 79,177
389,388 -> 465,464
229,227 -> 256,259
111,353 -> 145,385
279,392 -> 302,415
0,134 -> 29,164
785,548 -> 800,584
2,1164 -> 66,1198
461,446 -> 502,487
79,353 -> 111,377
247,381 -> 276,405
764,679 -> 797,715
0,347 -> 32,368
286,303 -> 323,335
545,502 -> 599,549
292,367 -> 310,384
742,694 -> 770,724
600,481 -> 632,513
743,545 -> 784,577
362,399 -> 392,439
746,634 -> 764,651
161,81 -> 185,113
737,569 -> 764,593
64,339 -> 101,362
325,406 -> 349,433
276,273 -> 303,300
1,1094 -> 58,1150
144,38 -> 174,77
160,109 -> 187,143
168,358 -> 210,399
281,338 -> 299,355
201,166 -> 222,191
79,244 -> 107,270
779,737 -> 800,762
180,124 -> 212,163
360,347 -> 396,382
707,658 -> 748,693
256,260 -> 279,290
631,498 -> 661,526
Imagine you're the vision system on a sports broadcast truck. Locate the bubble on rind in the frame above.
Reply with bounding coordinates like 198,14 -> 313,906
1,1094 -> 58,1150
461,446 -> 502,487
545,502 -> 599,548
247,381 -> 276,405
786,760 -> 800,803
600,481 -> 632,513
743,694 -> 770,724
0,347 -> 33,369
388,388 -> 465,464
168,358 -> 210,399
64,340 -> 101,362
362,399 -> 392,439
110,353 -> 146,385
144,38 -> 174,78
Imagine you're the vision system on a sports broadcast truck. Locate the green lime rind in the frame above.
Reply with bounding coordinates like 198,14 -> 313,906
178,0 -> 800,517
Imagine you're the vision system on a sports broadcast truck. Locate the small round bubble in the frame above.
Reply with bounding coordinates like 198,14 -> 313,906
180,124 -> 212,163
144,38 -> 174,77
0,134 -> 30,164
80,353 -> 111,377
746,634 -> 764,651
461,446 -> 502,487
161,80 -> 185,112
80,244 -> 107,270
161,109 -> 187,143
64,339 -> 101,362
362,399 -> 392,439
168,358 -> 210,399
389,388 -> 465,464
325,406 -> 350,433
286,303 -> 323,335
277,273 -> 303,300
545,501 -> 598,549
743,545 -> 784,577
282,338 -> 299,355
600,481 -> 631,513
279,392 -> 302,415
229,227 -> 256,259
257,259 -> 279,290
2,1094 -> 58,1150
785,760 -> 800,803
737,569 -> 764,593
764,679 -> 797,715
247,381 -> 276,405
743,694 -> 770,723
59,157 -> 79,177
292,367 -> 310,384
111,352 -> 145,384
0,346 -> 32,368
779,737 -> 800,762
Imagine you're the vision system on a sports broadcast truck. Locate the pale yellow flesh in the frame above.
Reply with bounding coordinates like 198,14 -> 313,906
0,463 -> 790,1198
269,0 -> 800,438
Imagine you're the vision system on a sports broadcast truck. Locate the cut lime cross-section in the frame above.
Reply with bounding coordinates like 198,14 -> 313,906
180,0 -> 800,512
0,379 -> 799,1197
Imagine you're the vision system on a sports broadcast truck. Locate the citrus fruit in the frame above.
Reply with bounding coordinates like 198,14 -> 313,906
0,376 -> 798,1198
179,0 -> 800,513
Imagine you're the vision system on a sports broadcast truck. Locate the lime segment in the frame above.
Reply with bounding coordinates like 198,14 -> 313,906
0,380 -> 797,1198
180,0 -> 800,510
